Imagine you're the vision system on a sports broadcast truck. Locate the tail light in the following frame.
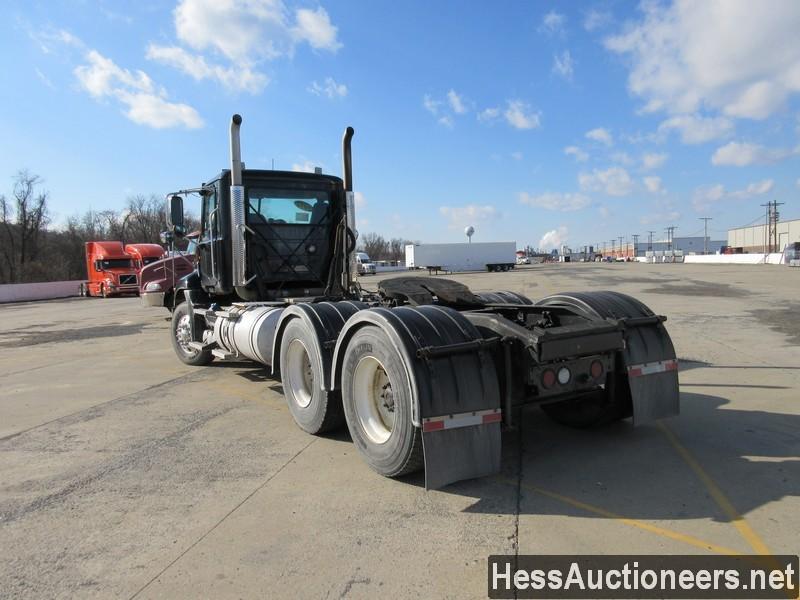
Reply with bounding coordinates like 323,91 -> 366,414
541,369 -> 556,389
590,360 -> 604,380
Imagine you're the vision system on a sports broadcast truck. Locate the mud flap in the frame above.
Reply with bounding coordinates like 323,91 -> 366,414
623,320 -> 680,425
332,304 -> 502,490
422,423 -> 501,490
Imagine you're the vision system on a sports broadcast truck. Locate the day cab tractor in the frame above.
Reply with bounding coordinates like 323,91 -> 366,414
165,114 -> 680,489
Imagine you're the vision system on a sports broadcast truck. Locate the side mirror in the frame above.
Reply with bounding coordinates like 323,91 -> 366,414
167,194 -> 185,237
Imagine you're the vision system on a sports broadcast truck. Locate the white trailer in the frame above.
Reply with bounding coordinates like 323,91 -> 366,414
405,241 -> 517,272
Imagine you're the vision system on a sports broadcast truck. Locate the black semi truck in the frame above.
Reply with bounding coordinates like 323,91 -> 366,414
164,114 -> 680,489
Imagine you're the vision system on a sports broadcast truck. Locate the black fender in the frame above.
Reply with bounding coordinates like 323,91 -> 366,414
271,301 -> 366,389
475,290 -> 533,305
173,271 -> 209,340
535,291 -> 679,424
332,305 -> 501,489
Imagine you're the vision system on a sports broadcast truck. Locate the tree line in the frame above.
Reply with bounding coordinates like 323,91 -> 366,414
0,170 -> 181,284
0,169 -> 411,284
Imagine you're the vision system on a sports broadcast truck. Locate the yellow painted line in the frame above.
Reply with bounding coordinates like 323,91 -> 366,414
657,423 -> 772,556
494,476 -> 742,556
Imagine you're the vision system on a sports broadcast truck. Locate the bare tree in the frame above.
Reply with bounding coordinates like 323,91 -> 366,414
0,170 -> 50,283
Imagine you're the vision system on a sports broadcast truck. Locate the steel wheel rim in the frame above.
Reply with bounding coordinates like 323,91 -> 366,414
353,356 -> 395,445
286,339 -> 313,408
176,314 -> 196,355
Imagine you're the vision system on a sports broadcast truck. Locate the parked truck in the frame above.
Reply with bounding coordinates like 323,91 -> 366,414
140,238 -> 197,309
355,251 -> 376,275
406,241 -> 516,272
126,243 -> 166,269
81,241 -> 140,297
163,114 -> 679,489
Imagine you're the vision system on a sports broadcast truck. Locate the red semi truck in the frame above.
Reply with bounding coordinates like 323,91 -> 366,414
80,241 -> 164,297
139,238 -> 197,309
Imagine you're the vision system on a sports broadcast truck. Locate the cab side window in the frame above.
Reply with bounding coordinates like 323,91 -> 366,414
201,187 -> 218,240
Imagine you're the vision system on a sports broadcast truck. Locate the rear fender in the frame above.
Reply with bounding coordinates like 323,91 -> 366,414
332,305 -> 501,489
536,291 -> 679,425
271,301 -> 366,388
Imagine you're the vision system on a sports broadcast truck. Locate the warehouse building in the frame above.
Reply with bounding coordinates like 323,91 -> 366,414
727,218 -> 800,253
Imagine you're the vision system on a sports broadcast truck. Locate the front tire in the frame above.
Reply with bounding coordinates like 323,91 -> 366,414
341,326 -> 423,477
170,302 -> 213,366
279,319 -> 343,434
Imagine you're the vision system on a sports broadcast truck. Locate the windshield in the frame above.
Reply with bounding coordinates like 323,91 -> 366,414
98,258 -> 133,270
247,188 -> 330,225
141,257 -> 160,266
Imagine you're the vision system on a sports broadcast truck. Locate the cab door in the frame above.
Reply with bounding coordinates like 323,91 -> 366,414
198,183 -> 222,290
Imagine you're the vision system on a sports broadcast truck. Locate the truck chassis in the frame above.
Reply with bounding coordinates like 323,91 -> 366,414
165,115 -> 679,489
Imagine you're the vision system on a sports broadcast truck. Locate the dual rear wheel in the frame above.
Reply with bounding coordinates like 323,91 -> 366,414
279,319 -> 422,477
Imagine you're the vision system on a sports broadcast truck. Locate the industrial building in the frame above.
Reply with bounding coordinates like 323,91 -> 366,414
727,218 -> 800,253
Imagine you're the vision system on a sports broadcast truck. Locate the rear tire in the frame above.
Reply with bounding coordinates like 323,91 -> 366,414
341,326 -> 423,477
170,301 -> 213,366
280,319 -> 344,434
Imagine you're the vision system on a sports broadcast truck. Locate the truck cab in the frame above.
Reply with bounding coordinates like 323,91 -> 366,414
140,238 -> 197,308
81,241 -> 140,297
355,252 -> 376,275
125,243 -> 165,269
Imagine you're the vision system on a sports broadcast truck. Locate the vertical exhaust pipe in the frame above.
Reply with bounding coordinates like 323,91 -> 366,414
341,127 -> 356,287
230,114 -> 250,296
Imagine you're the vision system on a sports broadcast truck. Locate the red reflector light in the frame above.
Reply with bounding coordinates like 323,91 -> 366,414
541,369 -> 556,389
591,360 -> 604,379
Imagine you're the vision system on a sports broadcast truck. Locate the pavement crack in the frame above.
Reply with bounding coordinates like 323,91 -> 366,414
0,368 -> 213,444
128,437 -> 318,600
0,404 -> 236,524
513,411 -> 524,600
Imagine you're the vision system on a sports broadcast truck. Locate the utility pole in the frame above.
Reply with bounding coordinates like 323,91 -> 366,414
632,234 -> 639,258
648,230 -> 655,251
618,236 -> 624,257
699,217 -> 712,254
665,226 -> 677,251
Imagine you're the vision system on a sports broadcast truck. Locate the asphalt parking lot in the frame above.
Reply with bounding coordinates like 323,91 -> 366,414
1,262 -> 798,599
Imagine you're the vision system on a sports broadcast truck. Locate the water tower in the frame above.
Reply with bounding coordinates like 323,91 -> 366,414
465,225 -> 475,243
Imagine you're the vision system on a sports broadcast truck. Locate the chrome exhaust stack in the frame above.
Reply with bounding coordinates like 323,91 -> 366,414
230,114 -> 252,297
341,127 -> 356,286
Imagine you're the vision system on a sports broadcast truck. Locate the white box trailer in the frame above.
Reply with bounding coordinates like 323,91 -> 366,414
405,241 -> 517,272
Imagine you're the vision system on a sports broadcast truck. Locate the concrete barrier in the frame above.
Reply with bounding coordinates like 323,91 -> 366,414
0,280 -> 83,303
683,253 -> 783,265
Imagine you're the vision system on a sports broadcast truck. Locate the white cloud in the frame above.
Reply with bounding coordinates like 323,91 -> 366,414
146,44 -> 268,93
423,94 -> 442,115
643,176 -> 665,194
519,192 -> 591,212
156,1 -> 340,92
478,107 -> 500,122
541,10 -> 566,34
598,205 -> 611,219
439,204 -> 498,229
308,76 -> 348,99
692,179 -> 773,211
552,51 -> 574,80
35,68 -> 56,89
586,127 -> 613,146
447,89 -> 467,114
605,1 -> 800,120
642,152 -> 668,170
354,191 -> 366,208
292,7 -> 342,52
658,114 -> 734,144
504,100 -> 541,130
611,152 -> 634,166
539,226 -> 568,250
291,160 -> 322,173
640,211 -> 681,226
511,152 -> 523,161
564,146 -> 588,162
437,115 -> 454,128
711,141 -> 797,166
579,166 -> 633,196
584,9 -> 612,31
75,49 -> 202,129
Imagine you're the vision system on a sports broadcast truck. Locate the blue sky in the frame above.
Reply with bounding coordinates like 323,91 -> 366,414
2,0 -> 799,250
